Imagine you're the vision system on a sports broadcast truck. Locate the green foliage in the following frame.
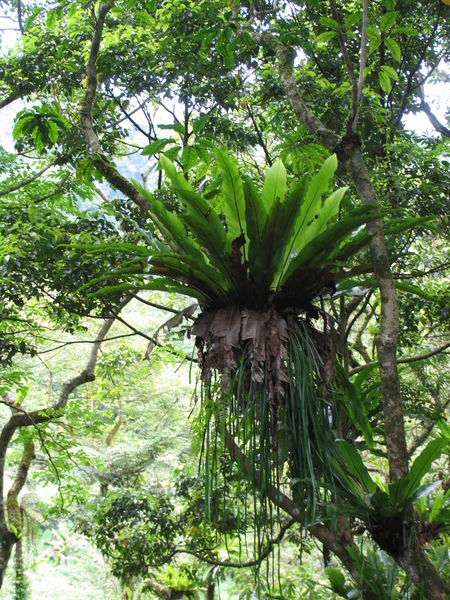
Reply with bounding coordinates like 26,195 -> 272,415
13,103 -> 69,155
335,437 -> 449,546
85,489 -> 178,581
83,150 -> 375,313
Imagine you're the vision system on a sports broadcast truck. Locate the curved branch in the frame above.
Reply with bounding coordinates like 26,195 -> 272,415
79,2 -> 151,213
0,163 -> 54,197
416,103 -> 450,138
174,519 -> 295,568
349,341 -> 450,376
5,440 -> 35,535
223,429 -> 365,587
0,295 -> 132,531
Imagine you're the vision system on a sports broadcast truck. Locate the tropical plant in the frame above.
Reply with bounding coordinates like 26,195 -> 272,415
78,149 -> 418,542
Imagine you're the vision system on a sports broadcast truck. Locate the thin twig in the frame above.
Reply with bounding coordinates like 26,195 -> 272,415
349,341 -> 450,376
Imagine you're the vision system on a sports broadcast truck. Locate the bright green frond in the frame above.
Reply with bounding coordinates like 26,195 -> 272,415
287,153 -> 339,258
261,158 -> 287,213
214,147 -> 246,243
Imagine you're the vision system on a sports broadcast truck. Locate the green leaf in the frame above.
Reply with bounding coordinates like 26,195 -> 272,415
251,199 -> 285,296
380,11 -> 397,33
394,281 -> 436,301
261,158 -> 287,212
176,188 -> 230,252
267,174 -> 310,288
379,70 -> 392,93
369,38 -> 381,55
243,176 -> 266,248
163,146 -> 181,161
214,147 -> 246,242
325,568 -> 350,597
158,122 -> 186,135
409,481 -> 442,507
337,441 -> 376,494
319,17 -> 339,29
142,138 -> 175,156
345,11 -> 362,29
369,491 -> 399,518
289,153 -> 338,256
181,146 -> 199,171
380,65 -> 399,81
365,26 -> 380,40
408,438 -> 447,495
389,438 -> 447,508
149,254 -> 228,303
180,213 -> 235,292
315,31 -> 337,44
282,206 -> 379,282
221,43 -> 235,69
89,279 -> 209,303
335,366 -> 374,448
391,26 -> 418,36
159,154 -> 194,193
192,114 -> 211,135
300,186 -> 347,249
385,37 -> 401,62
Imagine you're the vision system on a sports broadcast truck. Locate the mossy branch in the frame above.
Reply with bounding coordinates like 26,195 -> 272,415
6,441 -> 35,538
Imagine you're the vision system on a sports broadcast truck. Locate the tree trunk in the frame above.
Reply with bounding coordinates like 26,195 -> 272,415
0,526 -> 16,588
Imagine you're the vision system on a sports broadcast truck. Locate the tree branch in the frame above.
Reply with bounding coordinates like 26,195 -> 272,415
223,429 -> 365,587
175,518 -> 296,568
354,0 -> 369,131
5,440 -> 35,536
329,0 -> 358,134
415,103 -> 450,138
349,341 -> 450,376
79,1 -> 151,213
0,163 -> 54,197
0,295 -> 131,531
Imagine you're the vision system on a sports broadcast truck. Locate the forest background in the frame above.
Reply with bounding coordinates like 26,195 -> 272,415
0,0 -> 450,599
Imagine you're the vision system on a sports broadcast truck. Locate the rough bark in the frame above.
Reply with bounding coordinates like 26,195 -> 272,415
396,546 -> 450,600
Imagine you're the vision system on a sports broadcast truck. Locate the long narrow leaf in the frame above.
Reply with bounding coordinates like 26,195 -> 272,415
156,160 -> 231,256
87,278 -> 209,302
287,154 -> 338,257
243,177 -> 266,249
214,147 -> 246,242
180,213 -> 237,293
159,154 -> 194,193
250,199 -> 284,299
389,438 -> 448,508
299,187 -> 348,251
261,158 -> 287,212
280,208 -> 379,285
149,254 -> 230,302
337,440 -> 377,494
